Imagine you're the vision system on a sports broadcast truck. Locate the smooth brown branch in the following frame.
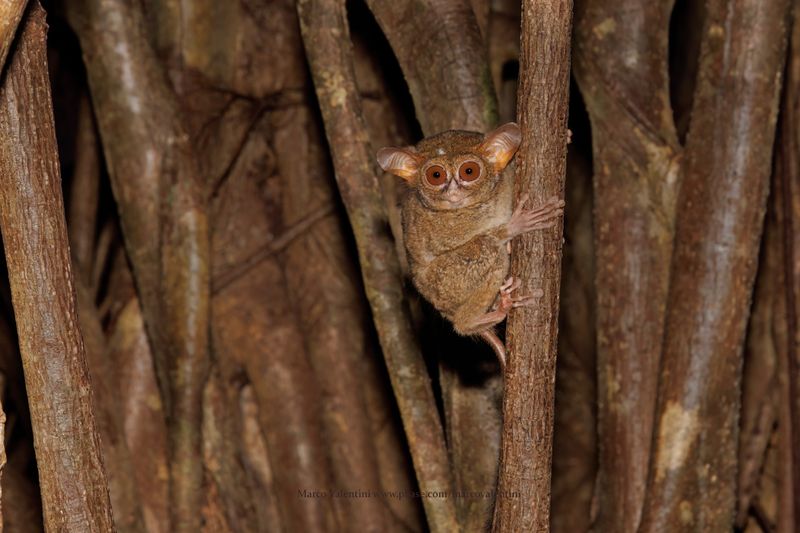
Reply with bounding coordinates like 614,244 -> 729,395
0,4 -> 114,530
491,0 -> 572,531
638,0 -> 790,530
297,1 -> 459,532
735,197 -> 781,528
67,93 -> 101,285
364,0 -> 496,134
66,0 -> 212,530
572,0 -> 680,529
777,4 -> 800,527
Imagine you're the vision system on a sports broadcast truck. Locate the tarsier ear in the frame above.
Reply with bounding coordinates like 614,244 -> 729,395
376,147 -> 421,181
479,122 -> 522,171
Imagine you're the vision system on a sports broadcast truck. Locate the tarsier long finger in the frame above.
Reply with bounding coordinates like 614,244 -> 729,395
377,122 -> 565,368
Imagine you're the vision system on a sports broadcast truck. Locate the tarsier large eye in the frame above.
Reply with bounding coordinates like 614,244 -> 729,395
459,161 -> 481,182
425,165 -> 447,186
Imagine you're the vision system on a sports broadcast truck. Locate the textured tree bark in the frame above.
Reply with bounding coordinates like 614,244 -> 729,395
492,1 -> 572,531
638,0 -> 790,529
0,4 -> 114,531
297,1 -> 458,531
106,295 -> 170,533
66,0 -> 212,529
0,0 -> 26,73
573,1 -> 679,529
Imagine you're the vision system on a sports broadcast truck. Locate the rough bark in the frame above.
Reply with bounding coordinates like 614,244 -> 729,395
200,369 -> 260,533
238,385 -> 283,533
0,0 -> 26,73
297,1 -> 458,531
638,0 -> 790,529
491,1 -> 572,531
66,1 -> 212,530
0,4 -> 114,530
573,1 -> 680,529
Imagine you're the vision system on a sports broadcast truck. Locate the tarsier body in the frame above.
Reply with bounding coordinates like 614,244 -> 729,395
377,123 -> 564,367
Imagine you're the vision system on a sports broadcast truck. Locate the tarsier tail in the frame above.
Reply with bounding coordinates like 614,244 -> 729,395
479,330 -> 506,369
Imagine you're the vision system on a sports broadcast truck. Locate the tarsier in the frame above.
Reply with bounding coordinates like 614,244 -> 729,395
377,123 -> 564,368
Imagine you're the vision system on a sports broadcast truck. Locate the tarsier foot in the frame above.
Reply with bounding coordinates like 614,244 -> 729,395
493,276 -> 542,314
506,194 -> 565,238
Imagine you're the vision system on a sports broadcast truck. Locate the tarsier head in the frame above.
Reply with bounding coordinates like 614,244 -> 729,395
376,122 -> 522,210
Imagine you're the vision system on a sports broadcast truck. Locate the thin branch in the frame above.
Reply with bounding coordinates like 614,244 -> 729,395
492,1 -> 572,531
778,2 -> 800,526
0,373 -> 6,533
297,1 -> 459,531
212,203 -> 334,294
67,93 -> 100,285
0,3 -> 114,530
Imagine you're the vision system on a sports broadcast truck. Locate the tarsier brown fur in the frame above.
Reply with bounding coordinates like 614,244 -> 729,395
377,123 -> 564,368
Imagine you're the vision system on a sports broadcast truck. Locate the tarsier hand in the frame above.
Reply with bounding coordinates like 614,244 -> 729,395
505,194 -> 565,241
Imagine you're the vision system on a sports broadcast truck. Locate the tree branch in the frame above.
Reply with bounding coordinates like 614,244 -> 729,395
364,0 -> 496,133
492,1 -> 572,531
66,0 -> 212,530
572,1 -> 679,528
777,3 -> 800,526
639,0 -> 791,529
297,1 -> 459,531
0,4 -> 114,530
